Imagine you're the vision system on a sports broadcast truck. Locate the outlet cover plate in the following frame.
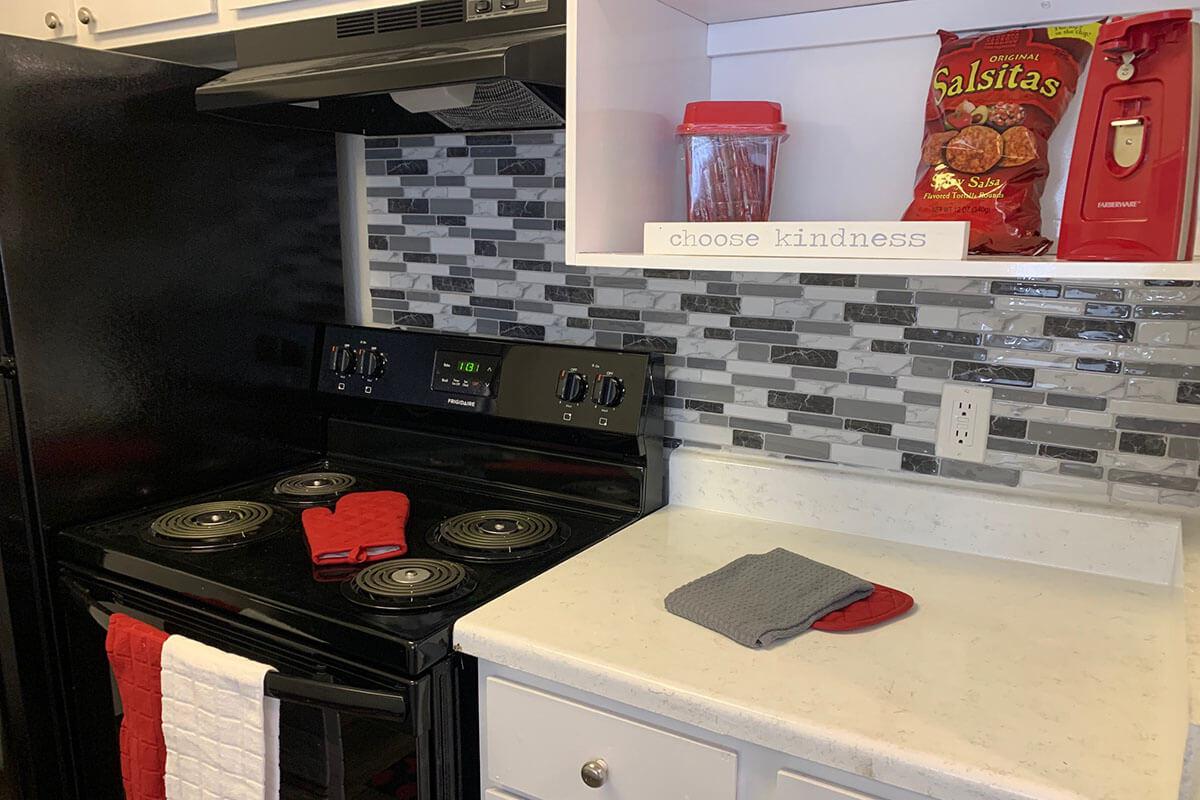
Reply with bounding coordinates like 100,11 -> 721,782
936,385 -> 993,463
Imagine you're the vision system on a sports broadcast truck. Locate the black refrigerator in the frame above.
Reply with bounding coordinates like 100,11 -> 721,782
0,35 -> 344,798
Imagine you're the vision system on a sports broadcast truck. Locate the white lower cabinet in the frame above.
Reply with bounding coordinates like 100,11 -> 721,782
484,676 -> 738,799
479,663 -> 930,800
777,770 -> 879,800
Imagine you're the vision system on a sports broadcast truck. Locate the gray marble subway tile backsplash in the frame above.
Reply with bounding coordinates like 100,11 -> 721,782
362,131 -> 1200,510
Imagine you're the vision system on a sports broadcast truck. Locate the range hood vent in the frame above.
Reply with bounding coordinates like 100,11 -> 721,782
196,0 -> 565,136
335,1 -> 465,39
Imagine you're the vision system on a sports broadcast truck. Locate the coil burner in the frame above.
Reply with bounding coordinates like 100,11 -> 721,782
343,559 -> 476,611
144,501 -> 290,551
272,471 -> 358,505
428,510 -> 567,562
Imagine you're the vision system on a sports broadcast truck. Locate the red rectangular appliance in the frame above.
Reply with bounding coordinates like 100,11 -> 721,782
1058,10 -> 1200,261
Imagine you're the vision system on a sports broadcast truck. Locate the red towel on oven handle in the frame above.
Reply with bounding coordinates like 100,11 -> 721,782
301,490 -> 411,566
105,613 -> 170,800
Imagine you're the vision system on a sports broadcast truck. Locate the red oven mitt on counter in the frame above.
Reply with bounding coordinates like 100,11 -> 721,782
105,613 -> 170,800
812,583 -> 914,632
301,491 -> 410,566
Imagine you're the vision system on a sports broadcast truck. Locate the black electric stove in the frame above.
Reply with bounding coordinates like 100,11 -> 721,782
59,456 -> 637,675
54,324 -> 664,800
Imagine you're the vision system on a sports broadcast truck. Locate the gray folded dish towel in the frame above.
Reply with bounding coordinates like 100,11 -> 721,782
664,548 -> 874,648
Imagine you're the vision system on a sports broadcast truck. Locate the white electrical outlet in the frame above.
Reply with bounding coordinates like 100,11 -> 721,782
936,385 -> 993,463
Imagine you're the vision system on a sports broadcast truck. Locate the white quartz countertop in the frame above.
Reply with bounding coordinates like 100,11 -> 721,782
456,503 -> 1189,800
1186,529 -> 1200,727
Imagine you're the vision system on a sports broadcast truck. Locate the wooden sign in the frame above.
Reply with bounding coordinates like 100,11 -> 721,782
644,221 -> 970,260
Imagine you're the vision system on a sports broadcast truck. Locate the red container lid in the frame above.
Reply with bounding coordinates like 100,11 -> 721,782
677,101 -> 788,135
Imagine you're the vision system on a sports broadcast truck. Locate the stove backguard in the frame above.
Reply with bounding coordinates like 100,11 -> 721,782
327,421 -> 658,516
320,324 -> 665,516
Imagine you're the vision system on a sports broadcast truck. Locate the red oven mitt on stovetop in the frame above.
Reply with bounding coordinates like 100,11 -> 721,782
301,491 -> 410,566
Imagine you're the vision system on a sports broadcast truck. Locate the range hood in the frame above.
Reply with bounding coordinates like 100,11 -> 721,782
196,0 -> 565,135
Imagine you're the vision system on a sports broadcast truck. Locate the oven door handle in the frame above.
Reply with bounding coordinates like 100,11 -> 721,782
63,575 -> 116,631
61,575 -> 408,722
262,673 -> 406,720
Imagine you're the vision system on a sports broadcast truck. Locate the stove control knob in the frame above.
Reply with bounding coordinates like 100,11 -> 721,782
592,375 -> 625,408
358,350 -> 386,380
331,346 -> 357,376
555,370 -> 588,403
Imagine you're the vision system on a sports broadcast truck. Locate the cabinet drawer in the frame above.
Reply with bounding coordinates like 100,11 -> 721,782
485,790 -> 528,800
485,677 -> 737,800
777,770 -> 879,800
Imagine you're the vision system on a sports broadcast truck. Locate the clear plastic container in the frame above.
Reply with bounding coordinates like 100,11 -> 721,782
677,101 -> 789,223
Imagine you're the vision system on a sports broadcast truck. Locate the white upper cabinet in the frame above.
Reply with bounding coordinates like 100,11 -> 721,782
0,0 -> 79,40
0,0 -> 427,51
224,0 -> 294,8
77,0 -> 217,35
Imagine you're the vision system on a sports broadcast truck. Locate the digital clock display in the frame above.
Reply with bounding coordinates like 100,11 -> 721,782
433,350 -> 501,397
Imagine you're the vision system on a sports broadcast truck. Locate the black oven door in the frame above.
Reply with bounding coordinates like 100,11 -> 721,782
57,568 -> 443,800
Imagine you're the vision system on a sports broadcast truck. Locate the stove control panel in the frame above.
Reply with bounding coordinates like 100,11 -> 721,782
433,351 -> 500,397
319,325 -> 658,434
467,0 -> 548,22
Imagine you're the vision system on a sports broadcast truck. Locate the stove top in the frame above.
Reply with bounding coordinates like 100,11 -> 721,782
59,458 -> 632,675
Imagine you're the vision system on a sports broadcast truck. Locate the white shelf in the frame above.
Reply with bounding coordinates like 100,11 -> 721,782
566,0 -> 1200,281
655,0 -> 899,24
576,252 -> 1200,280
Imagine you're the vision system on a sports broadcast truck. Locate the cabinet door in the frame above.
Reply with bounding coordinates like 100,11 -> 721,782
0,0 -> 78,40
223,0 -> 295,8
777,770 -> 881,800
73,0 -> 216,34
485,677 -> 737,800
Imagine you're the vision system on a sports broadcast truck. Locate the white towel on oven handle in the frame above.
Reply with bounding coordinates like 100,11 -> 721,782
160,635 -> 280,800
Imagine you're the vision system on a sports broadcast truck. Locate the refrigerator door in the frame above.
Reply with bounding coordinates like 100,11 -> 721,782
0,35 -> 344,531
0,35 -> 343,798
0,375 -> 55,799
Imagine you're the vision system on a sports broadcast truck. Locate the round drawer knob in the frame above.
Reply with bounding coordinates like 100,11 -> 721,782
77,6 -> 92,24
580,758 -> 608,788
44,12 -> 60,29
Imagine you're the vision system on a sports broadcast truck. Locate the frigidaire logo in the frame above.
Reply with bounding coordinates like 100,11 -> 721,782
446,398 -> 476,408
1097,200 -> 1140,208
